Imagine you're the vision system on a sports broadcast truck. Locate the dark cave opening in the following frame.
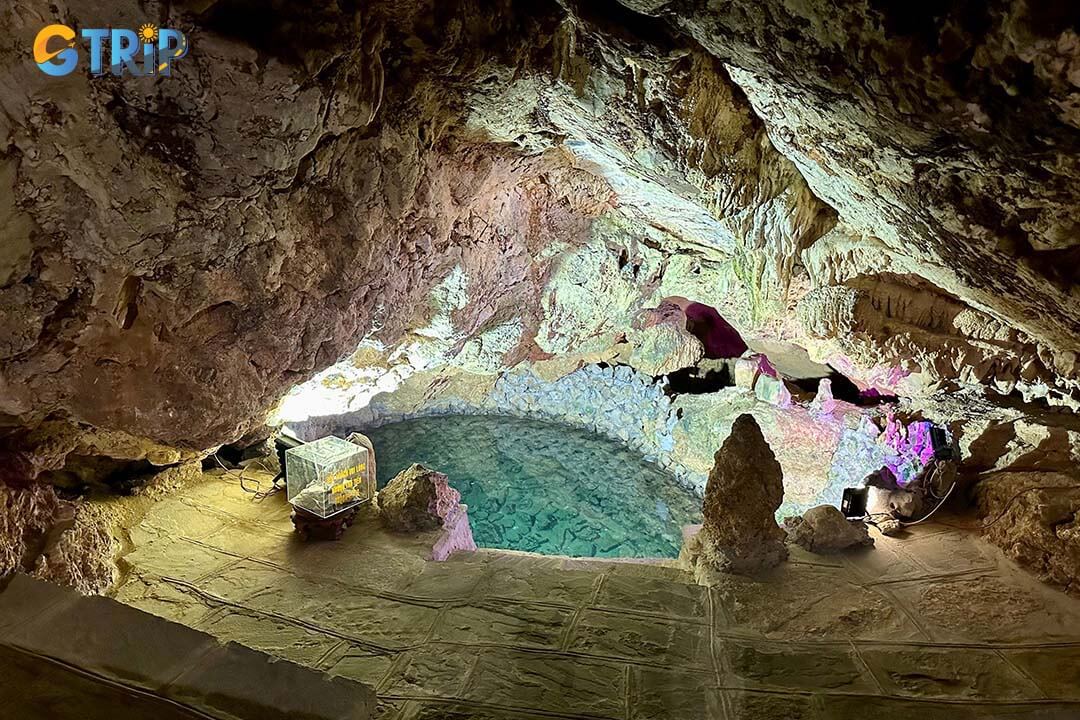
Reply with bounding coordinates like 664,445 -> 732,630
787,367 -> 899,407
663,363 -> 734,396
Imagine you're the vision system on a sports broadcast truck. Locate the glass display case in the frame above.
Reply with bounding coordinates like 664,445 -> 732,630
285,435 -> 373,518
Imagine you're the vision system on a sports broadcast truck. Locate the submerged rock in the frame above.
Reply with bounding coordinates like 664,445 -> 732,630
687,414 -> 787,576
785,505 -> 873,554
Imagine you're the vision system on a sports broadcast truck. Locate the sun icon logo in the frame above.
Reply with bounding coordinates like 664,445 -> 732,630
138,23 -> 159,44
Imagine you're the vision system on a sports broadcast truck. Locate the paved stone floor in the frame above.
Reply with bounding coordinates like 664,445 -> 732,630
113,471 -> 1080,719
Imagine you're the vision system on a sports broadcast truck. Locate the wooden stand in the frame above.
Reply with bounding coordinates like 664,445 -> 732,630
290,504 -> 360,541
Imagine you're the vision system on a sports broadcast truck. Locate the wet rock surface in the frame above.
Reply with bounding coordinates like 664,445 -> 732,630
785,504 -> 874,554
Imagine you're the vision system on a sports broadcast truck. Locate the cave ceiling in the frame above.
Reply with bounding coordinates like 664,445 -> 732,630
1,0 -> 1078,459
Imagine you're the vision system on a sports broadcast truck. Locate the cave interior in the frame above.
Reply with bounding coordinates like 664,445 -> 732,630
3,0 -> 1080,718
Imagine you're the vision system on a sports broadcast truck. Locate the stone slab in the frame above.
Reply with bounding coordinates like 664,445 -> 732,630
860,647 -> 1043,700
0,573 -> 76,634
433,601 -> 572,649
724,690 -> 816,720
4,583 -> 215,692
888,574 -> 1080,644
1002,647 -> 1080,700
396,701 -> 557,720
166,640 -> 376,720
0,644 -> 205,720
710,565 -> 924,641
723,640 -> 873,692
380,645 -> 472,698
392,560 -> 488,600
460,648 -> 626,718
629,667 -> 722,720
329,650 -> 398,688
0,575 -> 377,720
567,608 -> 713,669
595,572 -> 709,621
472,555 -> 601,606
198,609 -> 342,666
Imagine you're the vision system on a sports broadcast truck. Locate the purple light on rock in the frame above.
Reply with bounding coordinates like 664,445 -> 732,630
880,416 -> 937,487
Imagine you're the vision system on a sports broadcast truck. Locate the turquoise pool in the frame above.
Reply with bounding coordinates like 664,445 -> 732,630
365,415 -> 702,558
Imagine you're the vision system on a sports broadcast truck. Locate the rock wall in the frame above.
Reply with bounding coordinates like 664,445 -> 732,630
620,0 -> 1080,399
8,0 -> 1075,464
798,269 -> 1072,404
0,0 -> 615,464
976,472 -> 1080,595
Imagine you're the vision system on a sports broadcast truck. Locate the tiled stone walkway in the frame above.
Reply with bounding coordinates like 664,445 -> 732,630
114,471 -> 1080,719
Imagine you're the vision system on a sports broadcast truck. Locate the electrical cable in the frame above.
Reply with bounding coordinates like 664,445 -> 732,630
898,478 -> 956,526
212,453 -> 283,501
936,484 -> 1077,531
864,459 -> 1075,532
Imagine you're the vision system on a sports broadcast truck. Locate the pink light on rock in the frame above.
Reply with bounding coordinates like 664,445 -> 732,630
428,473 -> 477,561
657,296 -> 748,358
431,503 -> 477,561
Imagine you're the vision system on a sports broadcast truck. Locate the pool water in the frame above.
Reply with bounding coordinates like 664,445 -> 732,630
365,415 -> 702,558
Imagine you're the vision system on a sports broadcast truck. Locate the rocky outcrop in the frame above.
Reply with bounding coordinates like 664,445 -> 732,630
0,482 -> 115,594
686,414 -> 787,575
378,464 -> 452,533
0,420 -> 204,491
975,472 -> 1080,595
624,1 -> 1080,394
797,273 -> 1068,403
1,483 -> 69,580
784,505 -> 873,554
627,324 -> 705,377
0,1 -> 619,464
377,463 -> 476,560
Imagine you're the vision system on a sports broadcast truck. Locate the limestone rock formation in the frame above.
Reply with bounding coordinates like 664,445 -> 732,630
689,414 -> 787,575
797,275 -> 1065,402
784,505 -> 873,554
627,324 -> 705,377
377,464 -> 476,560
0,482 -> 115,594
976,472 -> 1080,595
378,464 -> 451,532
4,0 -> 1080,597
0,482 -> 70,580
630,2 -> 1080,398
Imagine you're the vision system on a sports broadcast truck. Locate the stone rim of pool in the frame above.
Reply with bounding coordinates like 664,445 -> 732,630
363,414 -> 703,559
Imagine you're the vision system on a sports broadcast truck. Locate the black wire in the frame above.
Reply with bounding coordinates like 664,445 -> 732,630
936,485 -> 1077,531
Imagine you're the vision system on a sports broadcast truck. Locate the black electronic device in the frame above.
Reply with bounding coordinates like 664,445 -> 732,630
841,487 -> 868,518
929,426 -> 954,461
